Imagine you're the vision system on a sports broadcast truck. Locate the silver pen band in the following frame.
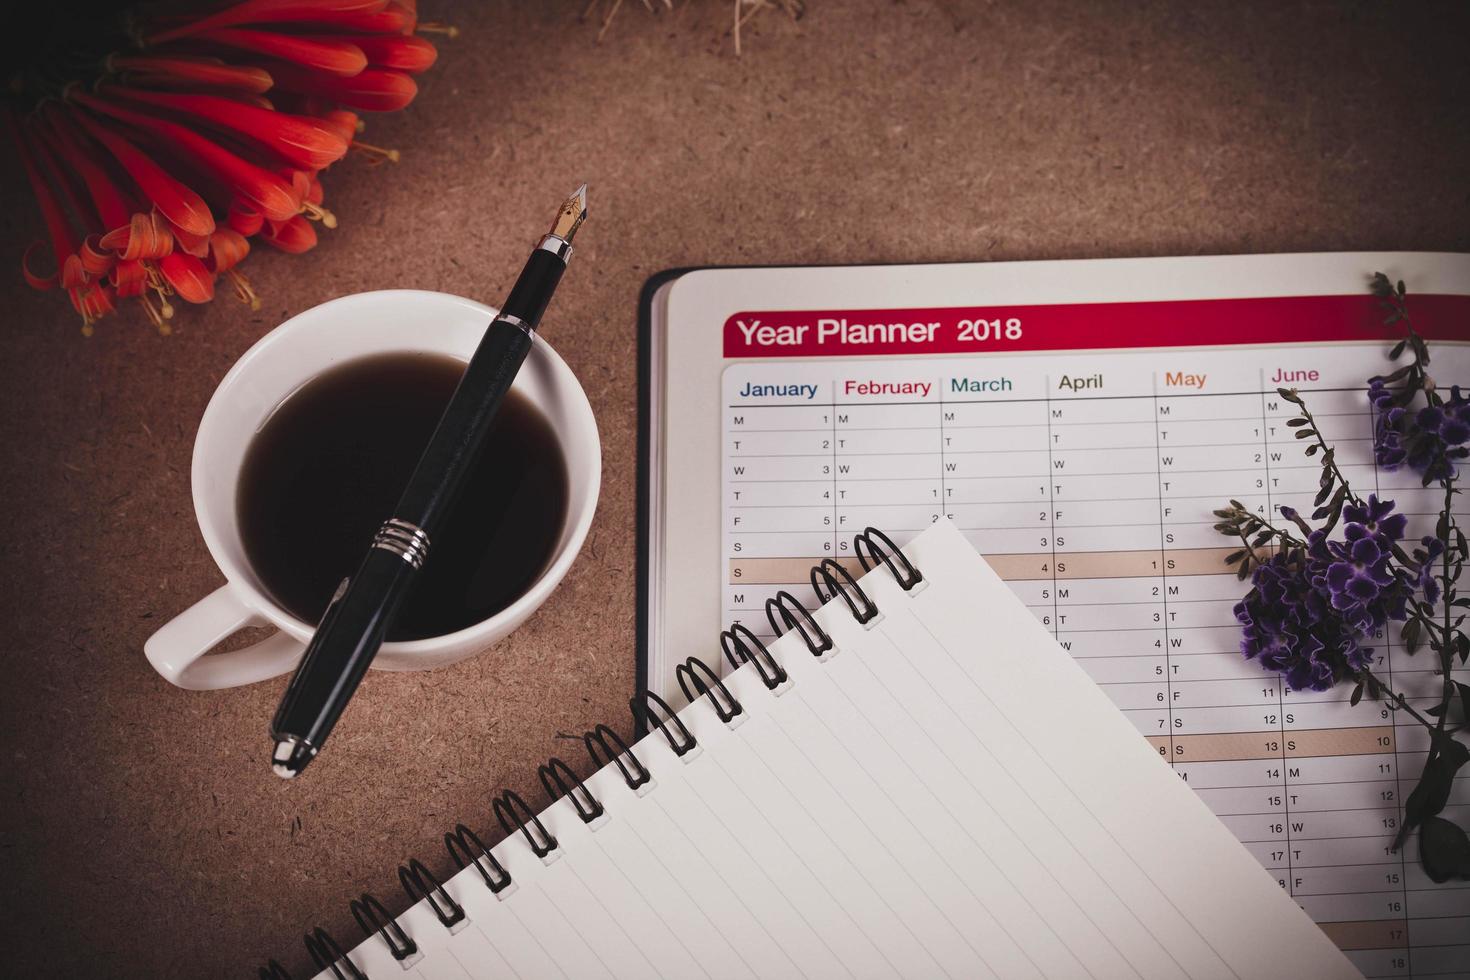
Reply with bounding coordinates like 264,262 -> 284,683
537,233 -> 573,263
372,518 -> 431,569
493,312 -> 534,338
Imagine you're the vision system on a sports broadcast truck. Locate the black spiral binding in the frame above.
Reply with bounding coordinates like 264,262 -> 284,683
303,926 -> 365,980
676,655 -> 744,722
765,589 -> 834,656
721,623 -> 788,690
270,528 -> 922,978
399,857 -> 466,929
494,789 -> 559,858
812,557 -> 880,624
584,723 -> 652,790
350,892 -> 417,961
631,690 -> 698,755
539,757 -> 606,823
855,526 -> 924,589
445,823 -> 513,894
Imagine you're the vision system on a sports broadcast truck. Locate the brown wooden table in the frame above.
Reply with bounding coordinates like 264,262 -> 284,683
2,2 -> 1467,975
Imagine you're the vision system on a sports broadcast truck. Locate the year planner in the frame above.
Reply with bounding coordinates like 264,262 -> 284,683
639,252 -> 1470,978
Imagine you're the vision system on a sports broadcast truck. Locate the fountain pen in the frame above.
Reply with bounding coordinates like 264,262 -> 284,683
269,185 -> 589,778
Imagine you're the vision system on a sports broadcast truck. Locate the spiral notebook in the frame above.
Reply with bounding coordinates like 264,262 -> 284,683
273,520 -> 1357,980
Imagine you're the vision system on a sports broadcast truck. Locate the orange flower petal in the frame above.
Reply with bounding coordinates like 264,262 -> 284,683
103,88 -> 347,170
69,281 -> 117,323
264,63 -> 417,112
39,106 -> 138,232
317,109 -> 361,143
173,225 -> 212,258
80,235 -> 114,277
68,111 -> 215,237
108,55 -> 274,94
227,201 -> 265,236
186,27 -> 368,76
317,33 -> 436,73
73,90 -> 301,223
101,211 -> 177,262
207,228 -> 251,273
159,252 -> 215,303
22,241 -> 58,290
261,214 -> 317,253
61,254 -> 88,290
390,0 -> 417,32
145,0 -> 388,44
111,257 -> 148,295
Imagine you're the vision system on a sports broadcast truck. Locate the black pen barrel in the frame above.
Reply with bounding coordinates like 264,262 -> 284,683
270,547 -> 416,747
269,186 -> 585,777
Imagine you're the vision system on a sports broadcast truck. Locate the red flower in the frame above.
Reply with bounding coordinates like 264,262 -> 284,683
178,28 -> 369,77
68,110 -> 215,238
145,0 -> 389,44
103,87 -> 350,172
263,62 -> 417,112
320,33 -> 437,72
9,0 -> 445,333
107,55 -> 274,94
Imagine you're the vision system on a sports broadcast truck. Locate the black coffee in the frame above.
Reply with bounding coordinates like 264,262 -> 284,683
237,352 -> 569,641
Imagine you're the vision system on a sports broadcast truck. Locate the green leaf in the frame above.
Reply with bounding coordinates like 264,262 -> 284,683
1276,388 -> 1302,404
1419,817 -> 1470,884
1349,681 -> 1364,706
1402,738 -> 1468,839
1306,444 -> 1320,456
1287,417 -> 1310,427
1402,618 -> 1422,654
1458,682 -> 1470,720
1295,429 -> 1316,439
1224,549 -> 1246,565
1390,339 -> 1408,360
1364,673 -> 1384,699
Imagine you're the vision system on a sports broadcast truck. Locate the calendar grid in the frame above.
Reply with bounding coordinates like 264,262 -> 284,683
722,349 -> 1468,978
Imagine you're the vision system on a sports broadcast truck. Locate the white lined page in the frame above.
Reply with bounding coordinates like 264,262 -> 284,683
315,519 -> 1361,980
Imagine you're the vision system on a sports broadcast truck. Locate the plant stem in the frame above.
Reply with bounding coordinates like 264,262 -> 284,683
1240,507 -> 1306,551
1397,480 -> 1459,853
1297,402 -> 1364,507
1363,668 -> 1440,732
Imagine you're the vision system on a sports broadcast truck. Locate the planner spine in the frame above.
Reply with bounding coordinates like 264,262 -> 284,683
265,526 -> 923,980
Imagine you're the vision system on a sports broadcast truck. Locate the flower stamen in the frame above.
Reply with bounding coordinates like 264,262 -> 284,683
226,268 -> 262,310
350,140 -> 401,164
299,199 -> 338,228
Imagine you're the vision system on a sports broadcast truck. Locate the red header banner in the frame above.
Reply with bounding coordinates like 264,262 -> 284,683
722,293 -> 1470,359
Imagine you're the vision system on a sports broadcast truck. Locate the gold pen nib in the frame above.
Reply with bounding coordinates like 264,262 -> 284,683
549,183 -> 588,242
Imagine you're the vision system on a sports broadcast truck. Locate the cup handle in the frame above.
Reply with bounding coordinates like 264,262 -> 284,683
145,586 -> 304,690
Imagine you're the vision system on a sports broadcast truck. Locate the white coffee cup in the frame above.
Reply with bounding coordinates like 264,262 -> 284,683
144,290 -> 600,690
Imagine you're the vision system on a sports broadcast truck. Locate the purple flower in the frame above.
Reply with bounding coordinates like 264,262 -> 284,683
1369,380 -> 1470,480
1343,493 -> 1407,542
1410,535 -> 1446,608
1235,554 -> 1374,692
